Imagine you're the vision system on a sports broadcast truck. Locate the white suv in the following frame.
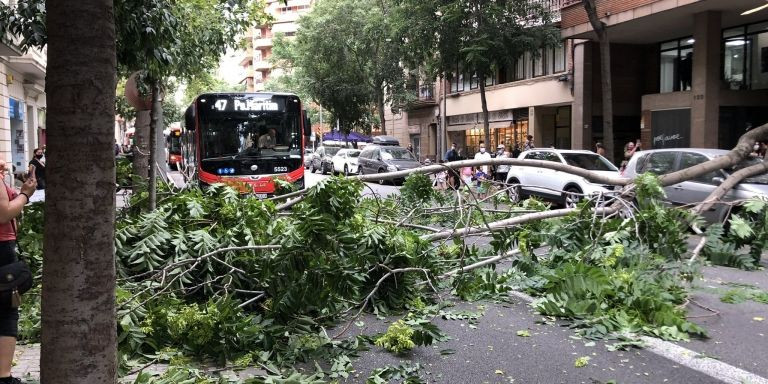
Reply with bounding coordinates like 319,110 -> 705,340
505,149 -> 621,207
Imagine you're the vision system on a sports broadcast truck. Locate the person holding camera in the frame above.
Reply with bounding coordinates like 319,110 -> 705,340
0,160 -> 36,384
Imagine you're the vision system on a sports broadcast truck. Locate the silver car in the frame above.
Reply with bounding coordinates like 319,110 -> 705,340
623,148 -> 768,224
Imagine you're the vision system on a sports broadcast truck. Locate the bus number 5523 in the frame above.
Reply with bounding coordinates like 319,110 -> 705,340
274,166 -> 288,173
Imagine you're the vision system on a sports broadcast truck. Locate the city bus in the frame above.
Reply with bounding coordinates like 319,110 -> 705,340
167,123 -> 183,170
181,92 -> 311,196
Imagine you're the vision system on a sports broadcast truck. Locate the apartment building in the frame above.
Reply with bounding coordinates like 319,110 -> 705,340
561,0 -> 768,157
386,2 -> 573,162
239,0 -> 314,92
0,1 -> 47,177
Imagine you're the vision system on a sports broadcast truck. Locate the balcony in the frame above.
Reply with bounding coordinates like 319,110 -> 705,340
407,84 -> 437,109
254,38 -> 273,48
254,60 -> 271,70
7,46 -> 47,81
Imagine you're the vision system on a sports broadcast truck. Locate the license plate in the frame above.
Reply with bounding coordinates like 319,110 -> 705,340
254,193 -> 268,199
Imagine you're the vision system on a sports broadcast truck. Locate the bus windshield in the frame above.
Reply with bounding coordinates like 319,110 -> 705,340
198,95 -> 302,161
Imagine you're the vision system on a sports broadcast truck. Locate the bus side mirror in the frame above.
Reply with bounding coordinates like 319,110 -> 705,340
304,114 -> 312,136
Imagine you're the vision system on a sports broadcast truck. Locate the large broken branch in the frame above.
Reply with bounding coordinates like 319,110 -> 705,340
357,158 -> 631,185
660,123 -> 768,187
693,161 -> 768,215
421,207 -> 618,242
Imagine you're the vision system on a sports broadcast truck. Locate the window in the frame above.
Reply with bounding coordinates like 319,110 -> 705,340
723,21 -> 768,90
532,49 -> 544,77
525,151 -> 560,162
659,37 -> 694,93
637,152 -> 677,175
515,55 -> 526,81
553,43 -> 566,73
678,152 -> 720,184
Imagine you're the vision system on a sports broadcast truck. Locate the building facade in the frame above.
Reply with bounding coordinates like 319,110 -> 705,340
239,0 -> 314,92
561,0 -> 768,159
0,4 -> 47,179
391,0 -> 768,164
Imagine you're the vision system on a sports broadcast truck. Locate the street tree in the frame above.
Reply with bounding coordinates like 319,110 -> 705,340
395,0 -> 559,146
115,0 -> 266,210
276,0 -> 408,134
42,1 -> 118,382
583,0 -> 615,162
182,70 -> 245,106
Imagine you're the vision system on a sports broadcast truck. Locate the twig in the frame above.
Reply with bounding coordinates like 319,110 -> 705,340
333,267 -> 435,339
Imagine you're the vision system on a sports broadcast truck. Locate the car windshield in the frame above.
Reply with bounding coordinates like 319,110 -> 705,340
326,147 -> 341,156
561,153 -> 618,171
382,148 -> 416,161
725,156 -> 768,184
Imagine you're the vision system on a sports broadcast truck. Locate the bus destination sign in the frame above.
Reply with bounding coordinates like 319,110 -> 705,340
212,97 -> 281,112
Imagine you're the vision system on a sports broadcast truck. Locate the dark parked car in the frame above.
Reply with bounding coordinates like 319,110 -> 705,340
310,146 -> 341,174
358,145 -> 421,184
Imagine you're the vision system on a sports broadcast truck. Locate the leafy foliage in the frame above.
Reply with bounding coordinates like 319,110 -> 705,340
512,175 -> 706,341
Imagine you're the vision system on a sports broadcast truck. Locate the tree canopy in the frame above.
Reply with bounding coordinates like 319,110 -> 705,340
273,0 -> 408,134
394,0 -> 560,144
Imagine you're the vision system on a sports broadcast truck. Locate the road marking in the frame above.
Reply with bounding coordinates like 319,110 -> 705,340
509,291 -> 768,384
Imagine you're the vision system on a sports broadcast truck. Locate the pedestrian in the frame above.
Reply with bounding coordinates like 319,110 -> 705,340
595,142 -> 605,157
407,144 -> 414,154
523,135 -> 535,151
434,162 -> 447,191
495,145 -> 510,183
444,143 -> 460,189
0,159 -> 37,384
474,168 -> 489,199
474,141 -> 492,175
28,148 -> 45,190
512,143 -> 521,158
624,140 -> 641,160
460,165 -> 473,188
114,140 -> 121,157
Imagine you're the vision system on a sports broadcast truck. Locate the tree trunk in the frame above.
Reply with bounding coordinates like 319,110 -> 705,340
584,0 -> 614,162
148,81 -> 161,211
133,110 -> 150,180
42,1 -> 117,383
478,74 -> 490,147
377,91 -> 387,135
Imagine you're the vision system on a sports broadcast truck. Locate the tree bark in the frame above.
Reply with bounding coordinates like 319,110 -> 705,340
479,73 -> 490,147
584,0 -> 614,162
377,90 -> 387,135
148,81 -> 161,211
43,1 -> 117,383
133,110 -> 150,180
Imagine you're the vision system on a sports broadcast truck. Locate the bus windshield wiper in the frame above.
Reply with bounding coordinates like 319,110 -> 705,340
201,155 -> 237,162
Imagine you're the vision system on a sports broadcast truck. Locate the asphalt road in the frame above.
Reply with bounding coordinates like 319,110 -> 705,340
304,169 -> 400,198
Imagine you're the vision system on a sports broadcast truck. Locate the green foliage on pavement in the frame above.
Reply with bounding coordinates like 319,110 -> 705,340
513,174 -> 707,341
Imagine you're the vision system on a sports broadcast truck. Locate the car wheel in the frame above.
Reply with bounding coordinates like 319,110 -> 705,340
564,186 -> 583,208
344,164 -> 349,176
310,162 -> 316,173
322,162 -> 329,175
378,168 -> 386,185
506,179 -> 522,204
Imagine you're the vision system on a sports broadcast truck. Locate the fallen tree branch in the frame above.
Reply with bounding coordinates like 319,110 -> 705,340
421,207 -> 618,242
438,249 -> 521,279
693,161 -> 768,215
659,122 -> 768,187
